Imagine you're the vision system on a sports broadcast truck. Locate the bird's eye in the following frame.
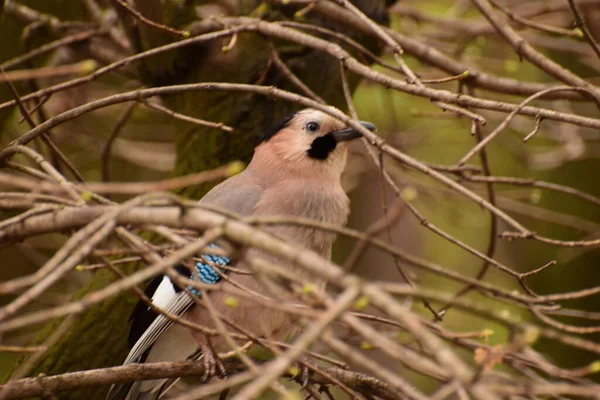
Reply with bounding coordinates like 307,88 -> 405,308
305,121 -> 320,134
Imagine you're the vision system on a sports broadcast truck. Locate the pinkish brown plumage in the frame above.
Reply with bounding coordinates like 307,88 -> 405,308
107,109 -> 375,400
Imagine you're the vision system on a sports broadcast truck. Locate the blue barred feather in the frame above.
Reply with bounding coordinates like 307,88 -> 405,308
188,244 -> 231,294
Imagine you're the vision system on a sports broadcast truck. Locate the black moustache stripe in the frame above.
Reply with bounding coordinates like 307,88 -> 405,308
307,133 -> 337,160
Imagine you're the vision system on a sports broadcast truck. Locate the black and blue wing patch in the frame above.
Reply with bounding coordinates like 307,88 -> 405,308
127,246 -> 231,347
188,245 -> 231,294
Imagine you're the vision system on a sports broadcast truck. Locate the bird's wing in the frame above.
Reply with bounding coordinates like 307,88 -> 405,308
124,169 -> 263,361
124,289 -> 195,365
107,250 -> 231,400
198,168 -> 263,216
106,285 -> 195,400
127,266 -> 188,348
107,169 -> 263,400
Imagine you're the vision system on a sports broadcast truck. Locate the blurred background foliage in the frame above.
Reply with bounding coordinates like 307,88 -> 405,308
1,0 -> 599,397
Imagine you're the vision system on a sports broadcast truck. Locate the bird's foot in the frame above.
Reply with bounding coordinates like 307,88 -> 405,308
200,343 -> 226,382
300,363 -> 311,389
290,360 -> 312,389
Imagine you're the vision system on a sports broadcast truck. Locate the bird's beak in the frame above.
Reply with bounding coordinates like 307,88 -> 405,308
331,121 -> 376,142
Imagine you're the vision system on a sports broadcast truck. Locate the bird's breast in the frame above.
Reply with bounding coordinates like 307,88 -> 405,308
254,182 -> 350,257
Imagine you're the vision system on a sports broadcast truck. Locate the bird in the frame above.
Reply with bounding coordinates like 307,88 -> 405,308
107,108 -> 376,399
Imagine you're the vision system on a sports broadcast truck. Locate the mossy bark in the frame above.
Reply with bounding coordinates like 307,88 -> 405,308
6,1 -> 387,398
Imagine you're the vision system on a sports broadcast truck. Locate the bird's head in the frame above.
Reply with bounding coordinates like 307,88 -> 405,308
252,108 -> 376,180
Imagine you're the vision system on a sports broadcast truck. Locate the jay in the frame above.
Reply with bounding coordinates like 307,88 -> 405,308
107,108 -> 376,399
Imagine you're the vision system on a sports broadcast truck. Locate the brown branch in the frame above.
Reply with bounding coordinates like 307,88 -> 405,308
83,164 -> 237,194
0,205 -> 541,306
269,42 -> 326,104
463,174 -> 600,207
2,19 -> 600,128
109,0 -> 189,37
489,0 -> 581,37
0,358 -> 395,400
568,0 -> 600,60
2,68 -> 85,183
141,101 -> 234,132
2,202 -> 600,380
437,85 -> 498,315
2,78 -> 599,248
101,101 -> 137,184
457,86 -> 600,166
82,0 -> 131,52
0,82 -> 529,236
310,0 -> 591,100
1,4 -> 599,396
0,345 -> 46,353
0,26 -> 244,113
471,0 -> 600,97
0,61 -> 97,83
0,30 -> 101,70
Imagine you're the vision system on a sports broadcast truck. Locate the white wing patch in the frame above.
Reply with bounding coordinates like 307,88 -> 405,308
151,276 -> 178,309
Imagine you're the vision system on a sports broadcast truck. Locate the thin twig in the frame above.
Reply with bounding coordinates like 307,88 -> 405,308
568,0 -> 600,60
109,0 -> 189,37
142,101 -> 234,132
0,60 -> 97,83
101,101 -> 137,184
